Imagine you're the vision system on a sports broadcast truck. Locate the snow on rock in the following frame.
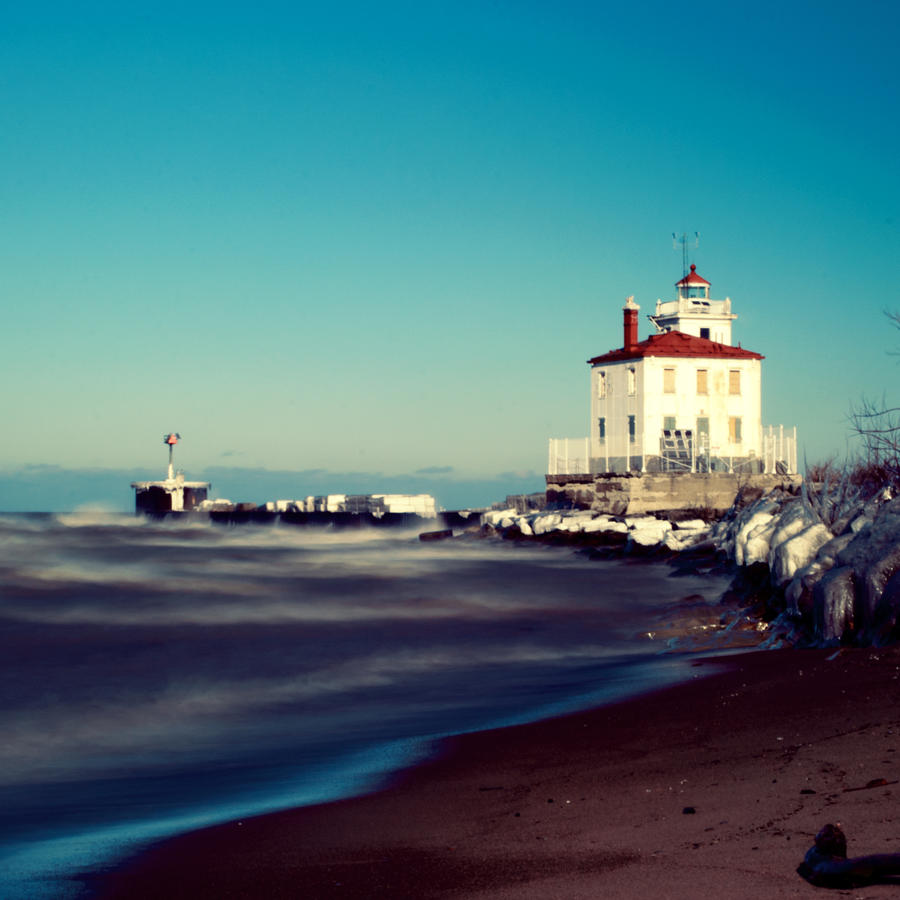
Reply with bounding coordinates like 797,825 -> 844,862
766,501 -> 819,566
673,519 -> 709,531
663,528 -> 707,552
482,508 -> 518,528
770,523 -> 834,586
627,519 -> 672,549
814,566 -> 856,644
742,516 -> 780,567
734,510 -> 776,566
531,514 -> 563,535
784,532 -> 856,615
836,497 -> 900,638
583,517 -> 628,534
554,512 -> 597,533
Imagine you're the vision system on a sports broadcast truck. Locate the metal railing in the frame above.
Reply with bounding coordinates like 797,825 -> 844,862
762,424 -> 798,474
548,424 -> 798,476
548,438 -> 591,475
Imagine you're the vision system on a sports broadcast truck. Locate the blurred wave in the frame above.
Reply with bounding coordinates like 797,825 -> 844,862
0,513 -> 730,899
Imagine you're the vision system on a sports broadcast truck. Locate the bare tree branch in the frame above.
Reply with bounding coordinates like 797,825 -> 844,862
846,312 -> 900,489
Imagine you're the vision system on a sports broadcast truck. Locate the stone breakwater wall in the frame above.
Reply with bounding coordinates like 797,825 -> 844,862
481,486 -> 900,647
545,472 -> 801,515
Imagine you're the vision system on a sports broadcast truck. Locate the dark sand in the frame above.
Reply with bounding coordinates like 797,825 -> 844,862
86,647 -> 900,899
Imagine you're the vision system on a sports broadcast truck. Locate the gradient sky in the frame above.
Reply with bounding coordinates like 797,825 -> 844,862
2,1 -> 899,510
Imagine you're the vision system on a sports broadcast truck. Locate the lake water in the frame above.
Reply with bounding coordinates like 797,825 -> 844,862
0,512 -> 732,898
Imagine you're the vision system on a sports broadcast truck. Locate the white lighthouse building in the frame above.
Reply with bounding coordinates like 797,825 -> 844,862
549,265 -> 796,478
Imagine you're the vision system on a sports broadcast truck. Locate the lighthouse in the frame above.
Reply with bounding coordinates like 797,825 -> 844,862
587,265 -> 764,473
546,262 -> 798,511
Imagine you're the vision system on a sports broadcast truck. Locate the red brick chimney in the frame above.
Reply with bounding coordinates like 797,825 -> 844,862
623,296 -> 640,351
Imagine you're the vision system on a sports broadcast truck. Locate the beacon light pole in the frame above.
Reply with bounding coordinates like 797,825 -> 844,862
164,433 -> 181,481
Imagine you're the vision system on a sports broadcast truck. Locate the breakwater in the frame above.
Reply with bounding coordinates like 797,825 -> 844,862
142,507 -> 482,532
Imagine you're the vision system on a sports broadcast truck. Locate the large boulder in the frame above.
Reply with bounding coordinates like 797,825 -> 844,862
482,508 -> 518,529
784,532 -> 856,616
530,513 -> 563,535
767,501 -> 821,568
813,566 -> 856,644
627,518 -> 672,551
874,570 -> 900,643
770,523 -> 834,586
738,513 -> 778,567
836,497 -> 900,640
663,526 -> 709,552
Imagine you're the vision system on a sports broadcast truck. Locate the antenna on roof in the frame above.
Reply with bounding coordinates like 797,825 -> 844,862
672,232 -> 700,277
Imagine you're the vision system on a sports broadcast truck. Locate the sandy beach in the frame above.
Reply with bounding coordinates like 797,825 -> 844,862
85,646 -> 900,899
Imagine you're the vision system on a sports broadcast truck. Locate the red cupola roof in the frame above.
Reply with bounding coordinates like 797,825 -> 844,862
676,264 -> 710,288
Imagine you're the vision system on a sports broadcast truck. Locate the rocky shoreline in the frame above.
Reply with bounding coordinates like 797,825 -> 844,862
478,484 -> 900,649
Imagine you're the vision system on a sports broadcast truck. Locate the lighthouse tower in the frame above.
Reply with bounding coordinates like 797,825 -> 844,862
649,264 -> 737,345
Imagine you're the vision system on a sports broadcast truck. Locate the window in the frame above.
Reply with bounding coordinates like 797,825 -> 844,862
700,327 -> 710,340
597,371 -> 607,398
729,416 -> 742,443
696,369 -> 708,395
628,415 -> 636,443
663,367 -> 675,393
729,369 -> 741,395
627,367 -> 636,396
598,417 -> 606,443
663,416 -> 676,432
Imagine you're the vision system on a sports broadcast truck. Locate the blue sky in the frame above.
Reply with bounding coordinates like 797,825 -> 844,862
2,1 -> 898,510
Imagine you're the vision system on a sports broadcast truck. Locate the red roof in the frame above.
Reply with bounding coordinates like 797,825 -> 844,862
588,329 -> 763,365
676,263 -> 710,287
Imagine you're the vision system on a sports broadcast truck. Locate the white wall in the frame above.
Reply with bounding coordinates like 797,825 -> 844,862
590,359 -> 644,469
640,356 -> 761,458
591,355 -> 762,469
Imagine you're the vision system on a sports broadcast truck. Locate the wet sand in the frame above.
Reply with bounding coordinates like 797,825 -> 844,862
85,646 -> 900,899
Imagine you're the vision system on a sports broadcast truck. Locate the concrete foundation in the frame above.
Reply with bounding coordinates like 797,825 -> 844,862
545,471 -> 801,516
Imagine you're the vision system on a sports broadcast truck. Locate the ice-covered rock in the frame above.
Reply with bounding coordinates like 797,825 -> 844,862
531,513 -> 563,535
627,519 -> 672,549
784,532 -> 856,615
579,516 -> 605,533
770,523 -> 834,586
837,497 -> 900,640
734,511 -> 776,566
673,519 -> 708,531
663,528 -> 708,552
814,566 -> 856,644
554,511 -> 597,533
766,501 -> 819,566
482,508 -> 517,528
879,570 -> 900,639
